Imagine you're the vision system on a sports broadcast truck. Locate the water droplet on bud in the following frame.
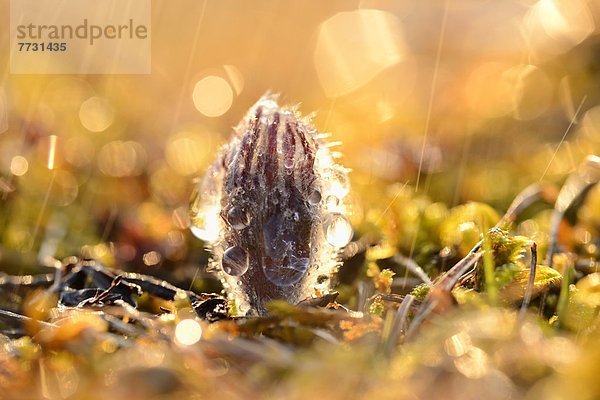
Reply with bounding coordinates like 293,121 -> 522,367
325,195 -> 339,208
190,188 -> 202,214
190,207 -> 221,242
324,168 -> 350,199
283,158 -> 294,169
323,213 -> 353,248
308,190 -> 322,205
222,246 -> 249,276
227,207 -> 251,230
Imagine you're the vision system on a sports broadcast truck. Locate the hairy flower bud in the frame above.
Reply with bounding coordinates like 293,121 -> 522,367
190,95 -> 352,315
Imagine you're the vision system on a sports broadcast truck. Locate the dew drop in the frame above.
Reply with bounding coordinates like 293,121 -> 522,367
308,190 -> 322,204
323,213 -> 353,248
222,246 -> 249,276
325,168 -> 350,198
227,206 -> 250,230
190,207 -> 221,242
325,195 -> 339,208
190,188 -> 202,214
262,255 -> 309,286
283,158 -> 294,169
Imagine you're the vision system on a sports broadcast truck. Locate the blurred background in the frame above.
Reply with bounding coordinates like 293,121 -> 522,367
1,0 -> 600,279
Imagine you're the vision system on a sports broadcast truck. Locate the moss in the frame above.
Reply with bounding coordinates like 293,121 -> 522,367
228,296 -> 239,317
410,283 -> 431,302
499,266 -> 562,304
367,263 -> 395,294
563,272 -> 600,332
476,228 -> 533,295
494,264 -> 522,289
488,228 -> 531,267
369,296 -> 384,317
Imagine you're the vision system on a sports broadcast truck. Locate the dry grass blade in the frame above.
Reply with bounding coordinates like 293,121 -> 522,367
406,247 -> 482,340
519,243 -> 538,320
392,254 -> 433,287
498,183 -> 557,228
383,294 -> 415,358
0,309 -> 57,330
547,155 -> 600,266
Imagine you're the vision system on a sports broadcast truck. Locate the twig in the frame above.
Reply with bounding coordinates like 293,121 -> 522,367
0,309 -> 57,329
519,243 -> 538,320
0,272 -> 54,288
383,294 -> 415,358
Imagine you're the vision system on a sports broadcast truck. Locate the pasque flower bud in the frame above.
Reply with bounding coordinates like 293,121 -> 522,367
190,95 -> 352,315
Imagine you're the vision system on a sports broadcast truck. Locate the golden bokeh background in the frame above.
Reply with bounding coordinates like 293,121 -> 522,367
1,0 -> 600,271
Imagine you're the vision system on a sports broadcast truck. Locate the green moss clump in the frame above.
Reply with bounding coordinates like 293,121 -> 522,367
369,297 -> 384,316
410,283 -> 431,302
488,228 -> 531,267
494,263 -> 522,289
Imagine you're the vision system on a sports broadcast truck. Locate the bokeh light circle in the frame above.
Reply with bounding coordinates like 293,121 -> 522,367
97,140 -> 147,177
10,156 -> 28,176
192,76 -> 233,117
79,97 -> 115,132
165,132 -> 210,176
174,319 -> 202,346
